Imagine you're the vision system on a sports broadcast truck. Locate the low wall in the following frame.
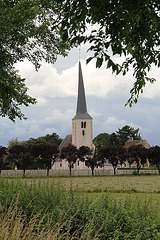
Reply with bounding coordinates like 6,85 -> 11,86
1,169 -> 159,176
117,169 -> 159,175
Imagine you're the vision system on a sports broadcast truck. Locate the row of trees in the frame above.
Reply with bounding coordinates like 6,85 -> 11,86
0,133 -> 62,176
0,143 -> 59,176
0,128 -> 159,176
1,143 -> 160,176
61,144 -> 160,175
8,133 -> 63,148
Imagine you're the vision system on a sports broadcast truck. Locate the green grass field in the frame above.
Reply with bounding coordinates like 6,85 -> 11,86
47,175 -> 160,192
4,174 -> 160,192
0,175 -> 160,239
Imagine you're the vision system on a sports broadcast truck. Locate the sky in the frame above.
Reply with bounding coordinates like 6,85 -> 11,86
0,45 -> 160,147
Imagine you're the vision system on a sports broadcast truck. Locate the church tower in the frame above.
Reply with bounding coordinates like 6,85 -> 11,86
72,62 -> 93,149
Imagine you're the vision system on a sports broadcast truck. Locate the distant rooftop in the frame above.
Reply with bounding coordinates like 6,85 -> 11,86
59,134 -> 72,152
124,138 -> 150,149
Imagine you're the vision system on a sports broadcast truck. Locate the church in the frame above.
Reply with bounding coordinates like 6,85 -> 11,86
52,61 -> 94,170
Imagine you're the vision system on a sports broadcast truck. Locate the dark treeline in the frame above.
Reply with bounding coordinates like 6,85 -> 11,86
0,127 -> 159,176
0,142 -> 160,176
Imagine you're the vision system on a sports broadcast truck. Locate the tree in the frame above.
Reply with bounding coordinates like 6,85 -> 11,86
40,133 -> 63,145
116,125 -> 141,146
148,146 -> 160,173
93,126 -> 141,147
24,133 -> 63,146
0,0 -> 68,121
85,154 -> 98,176
110,133 -> 120,146
7,137 -> 21,149
93,133 -> 111,146
8,144 -> 33,176
78,146 -> 92,162
100,145 -> 126,175
32,143 -> 59,176
50,0 -> 160,105
61,144 -> 78,175
118,147 -> 127,168
127,145 -> 148,173
1,1 -> 160,120
85,145 -> 105,175
0,146 -> 8,174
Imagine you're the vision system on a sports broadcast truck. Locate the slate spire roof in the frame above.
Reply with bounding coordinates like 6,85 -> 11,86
73,62 -> 92,119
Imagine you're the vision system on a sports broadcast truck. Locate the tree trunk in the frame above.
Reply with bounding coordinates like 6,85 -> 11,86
137,164 -> 140,174
47,168 -> 49,177
69,164 -> 72,176
91,167 -> 94,176
137,161 -> 140,174
23,169 -> 25,176
137,160 -> 141,174
113,167 -> 116,175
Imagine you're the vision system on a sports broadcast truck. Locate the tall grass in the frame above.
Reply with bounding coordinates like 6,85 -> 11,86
0,178 -> 160,239
0,200 -> 102,240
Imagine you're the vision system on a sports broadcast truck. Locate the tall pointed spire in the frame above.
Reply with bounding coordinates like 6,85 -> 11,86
77,61 -> 87,114
73,62 -> 92,119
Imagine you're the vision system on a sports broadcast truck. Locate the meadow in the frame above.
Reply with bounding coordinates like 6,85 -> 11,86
0,175 -> 160,239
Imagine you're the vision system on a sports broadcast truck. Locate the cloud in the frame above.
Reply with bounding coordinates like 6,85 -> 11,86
15,57 -> 136,102
142,67 -> 160,99
16,60 -> 77,99
43,127 -> 58,135
16,55 -> 160,104
1,50 -> 159,149
10,126 -> 27,137
105,117 -> 127,126
36,97 -> 47,106
28,124 -> 42,135
89,109 -> 103,118
44,109 -> 74,124
103,116 -> 143,134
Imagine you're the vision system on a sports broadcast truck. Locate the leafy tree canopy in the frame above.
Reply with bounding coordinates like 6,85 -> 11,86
8,144 -> 33,175
94,125 -> 141,147
24,133 -> 63,146
61,144 -> 79,175
85,145 -> 105,175
100,145 -> 126,175
127,144 -> 148,173
31,143 -> 59,176
7,137 -> 21,149
148,146 -> 160,173
51,0 -> 160,105
0,0 -> 69,121
7,133 -> 62,147
0,146 -> 8,173
1,0 -> 160,120
93,133 -> 111,146
116,125 -> 141,146
78,146 -> 92,161
110,133 -> 120,146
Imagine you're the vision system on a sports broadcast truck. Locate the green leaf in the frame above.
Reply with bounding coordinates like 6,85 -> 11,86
96,57 -> 103,68
107,59 -> 113,69
86,57 -> 93,64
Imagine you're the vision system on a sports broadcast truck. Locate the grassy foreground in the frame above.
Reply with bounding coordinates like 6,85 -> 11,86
0,175 -> 160,239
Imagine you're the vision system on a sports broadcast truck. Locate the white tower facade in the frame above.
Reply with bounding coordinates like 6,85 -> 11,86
72,62 -> 93,150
